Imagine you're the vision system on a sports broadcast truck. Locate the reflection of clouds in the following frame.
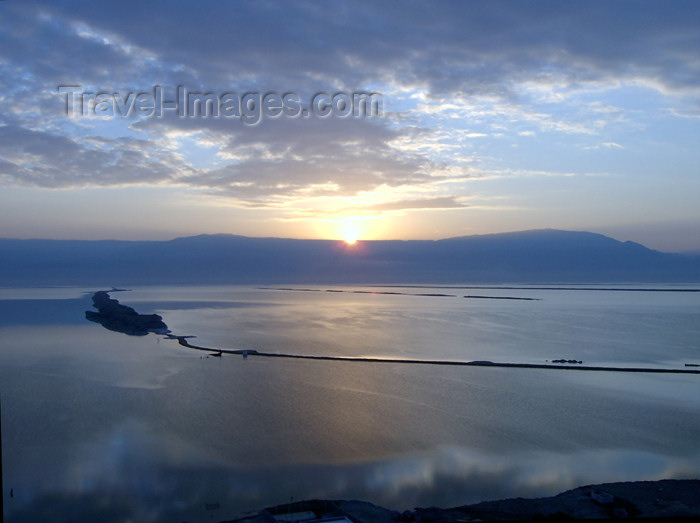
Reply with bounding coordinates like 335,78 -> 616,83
9,427 -> 700,523
65,420 -> 229,491
354,447 -> 700,509
115,365 -> 182,390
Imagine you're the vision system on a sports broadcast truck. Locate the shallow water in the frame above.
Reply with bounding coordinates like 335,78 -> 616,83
0,285 -> 699,522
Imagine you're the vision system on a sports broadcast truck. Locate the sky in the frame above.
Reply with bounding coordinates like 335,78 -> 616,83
1,1 -> 699,251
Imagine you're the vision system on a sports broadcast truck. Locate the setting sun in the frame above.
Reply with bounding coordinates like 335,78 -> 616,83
339,221 -> 362,245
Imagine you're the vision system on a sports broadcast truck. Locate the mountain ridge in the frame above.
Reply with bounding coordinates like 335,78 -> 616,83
1,229 -> 698,285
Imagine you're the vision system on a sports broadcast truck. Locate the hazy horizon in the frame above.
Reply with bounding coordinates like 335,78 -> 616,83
2,227 -> 700,255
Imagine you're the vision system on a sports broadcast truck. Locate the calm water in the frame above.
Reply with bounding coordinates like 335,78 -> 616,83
0,284 -> 699,522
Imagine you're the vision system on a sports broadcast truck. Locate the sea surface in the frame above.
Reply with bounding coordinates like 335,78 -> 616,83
0,284 -> 699,522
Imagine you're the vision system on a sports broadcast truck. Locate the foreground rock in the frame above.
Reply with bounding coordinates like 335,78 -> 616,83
416,479 -> 700,521
85,290 -> 169,336
222,479 -> 700,522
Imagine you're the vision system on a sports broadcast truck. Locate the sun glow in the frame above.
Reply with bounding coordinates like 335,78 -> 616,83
339,221 -> 362,245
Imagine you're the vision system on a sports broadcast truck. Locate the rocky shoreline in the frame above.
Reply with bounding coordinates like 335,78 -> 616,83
223,479 -> 700,522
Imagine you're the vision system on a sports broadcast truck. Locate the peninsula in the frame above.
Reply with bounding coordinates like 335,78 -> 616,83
85,290 -> 169,336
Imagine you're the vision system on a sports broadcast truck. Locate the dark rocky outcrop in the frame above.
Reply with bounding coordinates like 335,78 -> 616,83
85,291 -> 169,336
222,479 -> 700,522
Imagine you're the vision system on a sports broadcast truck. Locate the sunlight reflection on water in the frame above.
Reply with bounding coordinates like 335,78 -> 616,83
1,285 -> 698,522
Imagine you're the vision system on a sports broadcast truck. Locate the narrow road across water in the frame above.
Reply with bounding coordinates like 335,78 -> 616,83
171,336 -> 700,375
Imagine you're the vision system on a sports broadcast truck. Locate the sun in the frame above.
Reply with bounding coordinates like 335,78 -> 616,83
339,221 -> 362,246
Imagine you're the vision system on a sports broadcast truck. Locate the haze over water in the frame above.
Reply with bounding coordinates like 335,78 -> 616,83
1,284 -> 699,522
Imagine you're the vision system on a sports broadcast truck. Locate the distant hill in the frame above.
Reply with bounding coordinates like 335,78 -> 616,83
0,229 -> 698,286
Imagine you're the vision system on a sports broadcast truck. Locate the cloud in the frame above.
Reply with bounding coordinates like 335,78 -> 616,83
365,196 -> 468,212
328,196 -> 469,218
582,141 -> 625,151
6,1 -> 699,133
176,118 -> 439,203
0,124 -> 186,189
601,142 -> 624,149
5,1 -> 700,99
0,116 -> 465,210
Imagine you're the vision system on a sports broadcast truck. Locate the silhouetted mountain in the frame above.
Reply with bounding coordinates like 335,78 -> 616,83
0,230 -> 698,285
